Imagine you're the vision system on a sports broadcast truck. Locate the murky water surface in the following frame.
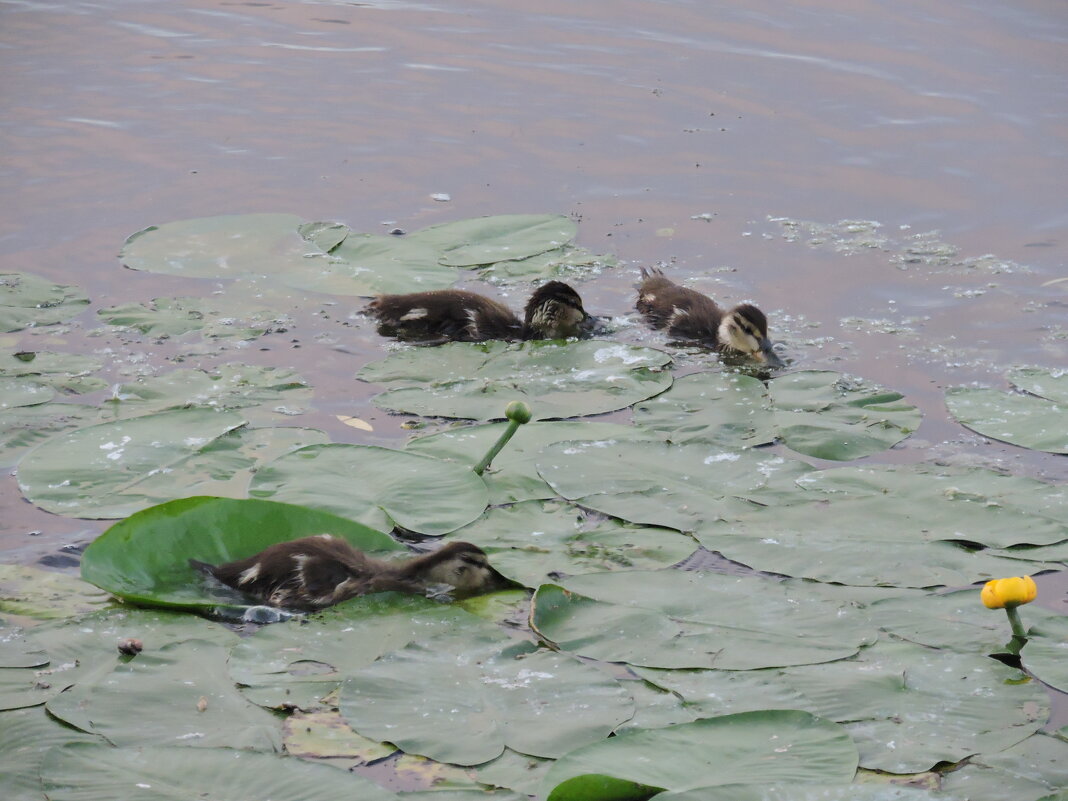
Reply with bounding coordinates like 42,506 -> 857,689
2,0 -> 1066,729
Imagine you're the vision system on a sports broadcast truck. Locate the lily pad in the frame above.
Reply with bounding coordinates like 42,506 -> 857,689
360,340 -> 673,422
1022,615 -> 1068,693
120,213 -> 311,280
249,443 -> 490,535
482,245 -> 612,281
283,709 -> 397,763
228,594 -> 494,710
40,742 -> 398,801
17,411 -> 328,519
339,632 -> 634,765
406,214 -> 578,267
0,706 -> 102,801
295,225 -> 456,295
98,295 -> 288,340
0,350 -> 106,395
946,385 -> 1068,454
1010,366 -> 1068,404
406,421 -> 660,505
695,498 -> 1060,589
637,370 -> 921,460
445,500 -> 697,588
0,564 -> 112,620
80,496 -> 403,610
0,377 -> 54,410
0,402 -> 109,469
531,571 -> 875,670
0,272 -> 90,332
542,710 -> 858,800
104,364 -> 312,424
472,749 -> 555,797
45,638 -> 283,750
653,785 -> 956,801
537,439 -> 814,532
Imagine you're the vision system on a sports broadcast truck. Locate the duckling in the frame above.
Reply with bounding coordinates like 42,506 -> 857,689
365,280 -> 589,343
190,535 -> 516,611
636,267 -> 783,367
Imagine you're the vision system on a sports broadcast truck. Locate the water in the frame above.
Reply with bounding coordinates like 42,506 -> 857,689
2,0 -> 1066,735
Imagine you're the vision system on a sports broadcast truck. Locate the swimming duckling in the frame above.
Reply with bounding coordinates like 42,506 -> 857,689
190,535 -> 516,611
636,267 -> 783,367
366,280 -> 589,342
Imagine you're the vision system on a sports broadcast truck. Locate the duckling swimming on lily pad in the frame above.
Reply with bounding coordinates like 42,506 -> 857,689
190,535 -> 517,611
636,267 -> 783,367
366,280 -> 590,343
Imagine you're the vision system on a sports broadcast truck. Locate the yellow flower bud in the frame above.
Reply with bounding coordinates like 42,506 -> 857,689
980,576 -> 1037,609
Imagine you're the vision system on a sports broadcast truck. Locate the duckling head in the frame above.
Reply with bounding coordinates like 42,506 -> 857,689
717,304 -> 784,367
524,281 -> 589,339
418,542 -> 518,598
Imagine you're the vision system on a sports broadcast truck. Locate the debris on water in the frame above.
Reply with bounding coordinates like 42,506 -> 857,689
430,193 -> 451,202
117,637 -> 143,656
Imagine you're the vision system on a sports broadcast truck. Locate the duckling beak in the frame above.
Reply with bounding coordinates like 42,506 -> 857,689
757,338 -> 785,368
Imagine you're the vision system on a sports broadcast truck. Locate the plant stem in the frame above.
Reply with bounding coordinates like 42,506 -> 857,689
1004,606 -> 1028,656
472,419 -> 521,475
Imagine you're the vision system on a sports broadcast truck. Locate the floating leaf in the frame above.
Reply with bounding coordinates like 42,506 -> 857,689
0,272 -> 90,332
80,496 -> 403,610
283,709 -> 396,763
339,415 -> 374,431
0,564 -> 112,620
249,443 -> 490,535
105,364 -> 312,424
538,439 -> 814,532
1023,615 -> 1068,693
531,572 -> 875,670
638,370 -> 922,460
45,638 -> 283,750
120,213 -> 311,280
98,295 -> 287,340
406,214 -> 577,267
295,226 -> 456,295
445,500 -> 696,587
17,411 -> 327,519
482,245 -> 612,281
0,377 -> 54,410
360,340 -> 672,422
229,595 -> 492,710
40,742 -> 398,801
946,385 -> 1068,454
0,350 -> 106,395
0,706 -> 102,801
652,785 -> 953,801
407,421 -> 659,504
542,710 -> 858,799
472,749 -> 555,797
0,403 -> 108,468
340,632 -> 634,765
1010,366 -> 1068,404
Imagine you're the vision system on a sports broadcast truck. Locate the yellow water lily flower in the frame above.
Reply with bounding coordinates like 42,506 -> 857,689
981,576 -> 1037,609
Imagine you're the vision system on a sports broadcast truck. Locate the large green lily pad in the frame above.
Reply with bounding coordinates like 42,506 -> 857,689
249,443 -> 490,535
531,571 -> 875,669
120,213 -> 311,280
296,224 -> 456,295
80,496 -> 403,610
542,710 -> 858,800
229,594 -> 495,710
0,272 -> 90,332
1010,367 -> 1068,404
537,439 -> 814,532
0,377 -> 54,409
946,380 -> 1068,454
340,632 -> 634,766
40,742 -> 398,801
45,638 -> 283,750
652,785 -> 954,801
406,214 -> 578,267
0,403 -> 108,468
406,421 -> 660,505
444,500 -> 696,588
0,350 -> 106,395
359,340 -> 673,421
635,370 -> 921,460
482,245 -> 612,281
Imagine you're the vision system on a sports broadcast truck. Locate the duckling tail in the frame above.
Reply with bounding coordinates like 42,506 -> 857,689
188,558 -> 217,576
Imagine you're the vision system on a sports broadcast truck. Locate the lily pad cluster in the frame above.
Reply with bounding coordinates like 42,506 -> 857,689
119,212 -> 611,296
0,272 -> 90,333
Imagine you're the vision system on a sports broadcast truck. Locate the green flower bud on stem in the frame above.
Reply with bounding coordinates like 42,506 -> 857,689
473,402 -> 532,475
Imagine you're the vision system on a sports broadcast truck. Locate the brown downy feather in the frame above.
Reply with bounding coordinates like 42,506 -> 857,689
190,536 -> 516,611
635,267 -> 781,366
366,281 -> 589,343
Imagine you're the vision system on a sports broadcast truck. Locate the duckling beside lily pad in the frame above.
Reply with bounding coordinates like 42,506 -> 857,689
366,280 -> 590,343
636,267 -> 783,367
190,535 -> 518,611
